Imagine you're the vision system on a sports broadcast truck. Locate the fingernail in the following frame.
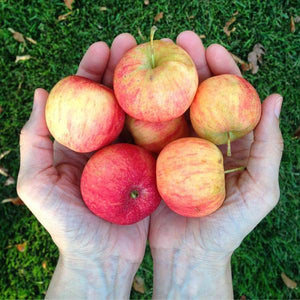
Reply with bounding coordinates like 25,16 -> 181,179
274,96 -> 283,119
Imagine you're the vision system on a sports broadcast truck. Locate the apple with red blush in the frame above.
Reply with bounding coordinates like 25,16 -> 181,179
190,74 -> 261,156
46,75 -> 125,153
126,115 -> 189,153
81,143 -> 161,225
156,137 -> 226,217
113,27 -> 198,122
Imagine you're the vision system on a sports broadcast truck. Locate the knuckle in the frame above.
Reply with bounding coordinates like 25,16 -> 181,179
265,184 -> 280,210
277,135 -> 284,152
20,124 -> 29,137
19,123 -> 32,146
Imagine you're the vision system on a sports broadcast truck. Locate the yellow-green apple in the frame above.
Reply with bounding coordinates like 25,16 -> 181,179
81,143 -> 161,225
156,137 -> 225,217
113,29 -> 198,122
46,75 -> 125,153
190,74 -> 261,155
126,115 -> 189,153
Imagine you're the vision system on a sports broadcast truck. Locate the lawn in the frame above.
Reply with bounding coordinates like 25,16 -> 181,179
0,0 -> 299,298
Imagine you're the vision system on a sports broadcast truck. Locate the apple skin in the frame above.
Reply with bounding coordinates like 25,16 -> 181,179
156,137 -> 225,217
190,74 -> 261,144
46,75 -> 125,153
126,115 -> 189,153
114,40 -> 198,122
80,143 -> 161,225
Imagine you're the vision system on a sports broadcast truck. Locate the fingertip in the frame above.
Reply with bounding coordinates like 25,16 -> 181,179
112,33 -> 136,46
161,38 -> 173,43
176,31 -> 212,82
89,42 -> 110,69
76,41 -> 110,82
102,33 -> 137,87
176,30 -> 199,44
254,94 -> 283,142
206,44 -> 242,76
89,41 -> 110,56
262,93 -> 283,106
261,94 -> 283,119
34,88 -> 49,100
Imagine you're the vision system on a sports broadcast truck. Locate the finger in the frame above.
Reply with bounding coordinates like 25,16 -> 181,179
102,33 -> 137,87
161,38 -> 173,43
206,44 -> 242,76
76,41 -> 110,82
247,94 -> 283,189
176,31 -> 212,82
19,89 -> 54,178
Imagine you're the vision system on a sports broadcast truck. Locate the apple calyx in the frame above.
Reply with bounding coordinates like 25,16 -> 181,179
224,166 -> 245,174
227,131 -> 232,157
150,26 -> 157,68
130,190 -> 139,199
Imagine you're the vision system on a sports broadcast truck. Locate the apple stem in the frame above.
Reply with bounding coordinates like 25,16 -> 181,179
224,166 -> 245,174
227,131 -> 232,157
130,190 -> 139,199
150,26 -> 157,68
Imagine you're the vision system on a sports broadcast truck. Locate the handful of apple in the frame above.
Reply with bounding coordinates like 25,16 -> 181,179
45,28 -> 261,224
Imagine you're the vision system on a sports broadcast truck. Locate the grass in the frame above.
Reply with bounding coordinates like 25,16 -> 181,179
0,0 -> 299,298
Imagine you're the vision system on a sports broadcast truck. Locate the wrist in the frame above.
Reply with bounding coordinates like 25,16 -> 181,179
152,247 -> 232,267
151,248 -> 233,299
47,253 -> 139,299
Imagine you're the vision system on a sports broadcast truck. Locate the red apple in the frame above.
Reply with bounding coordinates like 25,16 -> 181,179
113,39 -> 198,122
80,143 -> 161,225
156,137 -> 225,217
46,75 -> 125,153
190,74 -> 261,155
126,115 -> 189,153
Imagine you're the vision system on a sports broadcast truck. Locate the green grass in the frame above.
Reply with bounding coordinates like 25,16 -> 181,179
0,0 -> 299,298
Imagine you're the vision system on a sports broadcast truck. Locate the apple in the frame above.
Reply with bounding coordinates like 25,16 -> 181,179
80,143 -> 161,225
190,74 -> 261,155
45,75 -> 125,153
113,28 -> 198,122
126,115 -> 189,153
156,137 -> 225,217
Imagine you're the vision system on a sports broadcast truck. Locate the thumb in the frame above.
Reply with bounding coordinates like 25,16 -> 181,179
18,88 -> 54,179
247,94 -> 284,192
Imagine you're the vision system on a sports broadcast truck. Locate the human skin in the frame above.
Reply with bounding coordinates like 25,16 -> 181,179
17,34 -> 148,298
149,32 -> 283,299
17,32 -> 283,299
114,40 -> 198,122
46,75 -> 125,153
126,115 -> 189,153
190,74 -> 261,145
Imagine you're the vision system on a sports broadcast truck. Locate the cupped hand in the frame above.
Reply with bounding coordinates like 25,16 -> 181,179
17,34 -> 148,266
149,31 -> 284,260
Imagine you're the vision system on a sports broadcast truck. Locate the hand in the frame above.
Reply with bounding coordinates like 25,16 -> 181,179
17,34 -> 146,298
149,31 -> 284,299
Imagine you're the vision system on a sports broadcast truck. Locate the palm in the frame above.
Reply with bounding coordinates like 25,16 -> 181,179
31,142 -> 148,262
150,132 -> 279,261
150,32 -> 282,257
18,35 -> 149,264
